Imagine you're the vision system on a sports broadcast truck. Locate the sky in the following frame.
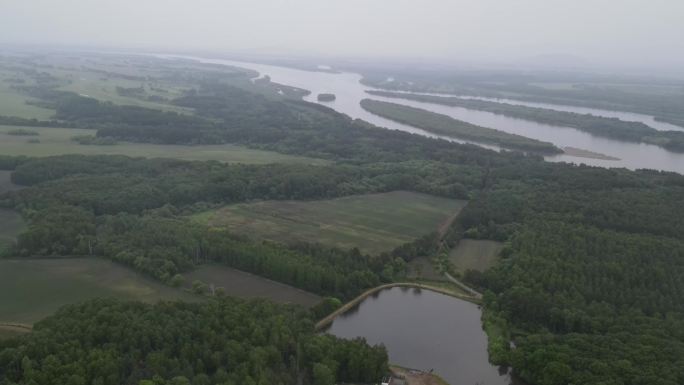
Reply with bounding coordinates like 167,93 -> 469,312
2,0 -> 684,72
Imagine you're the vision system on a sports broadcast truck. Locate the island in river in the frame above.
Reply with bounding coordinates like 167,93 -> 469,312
317,93 -> 336,102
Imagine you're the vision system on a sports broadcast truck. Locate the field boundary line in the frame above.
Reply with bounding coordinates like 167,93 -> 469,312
0,322 -> 33,331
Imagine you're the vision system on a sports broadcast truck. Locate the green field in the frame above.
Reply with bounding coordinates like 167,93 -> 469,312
0,258 -> 198,324
194,191 -> 468,255
448,239 -> 504,273
185,265 -> 321,307
0,126 -> 327,164
0,326 -> 28,340
0,72 -> 56,120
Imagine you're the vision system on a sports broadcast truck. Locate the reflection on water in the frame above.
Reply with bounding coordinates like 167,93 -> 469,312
324,287 -> 520,385
164,54 -> 684,174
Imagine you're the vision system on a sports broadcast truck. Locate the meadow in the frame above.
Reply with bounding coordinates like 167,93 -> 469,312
0,258 -> 197,324
448,239 -> 504,273
0,126 -> 327,164
194,191 -> 468,255
185,264 -> 321,307
0,71 -> 55,120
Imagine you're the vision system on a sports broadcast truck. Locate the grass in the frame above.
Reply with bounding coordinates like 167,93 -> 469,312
0,74 -> 55,120
185,264 -> 321,307
0,326 -> 29,340
448,239 -> 504,273
193,191 -> 467,255
56,71 -> 194,115
0,258 -> 198,324
0,125 -> 327,165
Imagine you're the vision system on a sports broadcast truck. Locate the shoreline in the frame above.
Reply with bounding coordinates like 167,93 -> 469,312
315,281 -> 480,331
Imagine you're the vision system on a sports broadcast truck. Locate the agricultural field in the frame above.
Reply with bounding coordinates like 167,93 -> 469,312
0,326 -> 28,340
0,258 -> 197,324
448,239 -> 504,273
0,126 -> 327,164
185,264 -> 321,307
194,191 -> 468,255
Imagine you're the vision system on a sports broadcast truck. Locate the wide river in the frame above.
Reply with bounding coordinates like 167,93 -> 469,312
323,287 -> 520,385
165,54 -> 684,174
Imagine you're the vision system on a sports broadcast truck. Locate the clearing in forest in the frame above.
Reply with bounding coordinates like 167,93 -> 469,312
185,264 -> 321,307
448,239 -> 504,273
194,191 -> 468,255
0,258 -> 197,324
0,126 -> 327,165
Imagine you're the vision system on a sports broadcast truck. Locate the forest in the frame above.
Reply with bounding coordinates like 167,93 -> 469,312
0,298 -> 387,385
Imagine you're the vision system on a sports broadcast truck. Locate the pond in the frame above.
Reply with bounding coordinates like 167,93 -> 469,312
322,287 -> 520,385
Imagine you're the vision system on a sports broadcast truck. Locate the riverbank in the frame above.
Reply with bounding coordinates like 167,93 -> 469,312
361,99 -> 561,154
315,282 -> 479,331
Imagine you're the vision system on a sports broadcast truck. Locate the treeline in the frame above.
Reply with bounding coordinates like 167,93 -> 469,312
0,298 -> 388,385
368,90 -> 684,152
360,98 -> 561,154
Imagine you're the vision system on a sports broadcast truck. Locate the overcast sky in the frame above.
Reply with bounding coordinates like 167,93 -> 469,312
2,0 -> 684,71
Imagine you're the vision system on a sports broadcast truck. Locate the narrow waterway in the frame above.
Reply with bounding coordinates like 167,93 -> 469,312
161,54 -> 684,174
456,95 -> 684,132
323,287 -> 519,385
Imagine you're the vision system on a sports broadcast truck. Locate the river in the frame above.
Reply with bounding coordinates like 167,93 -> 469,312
160,54 -> 684,174
323,287 -> 519,385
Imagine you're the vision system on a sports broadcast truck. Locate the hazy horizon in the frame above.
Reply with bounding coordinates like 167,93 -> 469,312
2,0 -> 684,74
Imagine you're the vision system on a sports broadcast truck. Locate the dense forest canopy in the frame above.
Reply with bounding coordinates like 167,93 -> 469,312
0,298 -> 388,385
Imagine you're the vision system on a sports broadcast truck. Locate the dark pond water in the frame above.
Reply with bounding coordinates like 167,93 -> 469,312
323,287 -> 519,385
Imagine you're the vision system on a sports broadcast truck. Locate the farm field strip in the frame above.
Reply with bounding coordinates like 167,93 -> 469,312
195,191 -> 468,255
185,264 -> 321,307
0,126 -> 327,164
0,258 -> 198,324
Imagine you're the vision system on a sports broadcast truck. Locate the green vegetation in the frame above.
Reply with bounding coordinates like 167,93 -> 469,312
194,191 -> 467,255
317,93 -> 336,102
184,264 -> 321,307
0,258 -> 196,324
448,239 -> 503,274
0,298 -> 388,385
453,164 -> 684,385
0,79 -> 55,120
71,134 -> 118,145
0,126 -> 326,164
361,99 -> 561,154
368,91 -> 684,153
5,128 -> 38,136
